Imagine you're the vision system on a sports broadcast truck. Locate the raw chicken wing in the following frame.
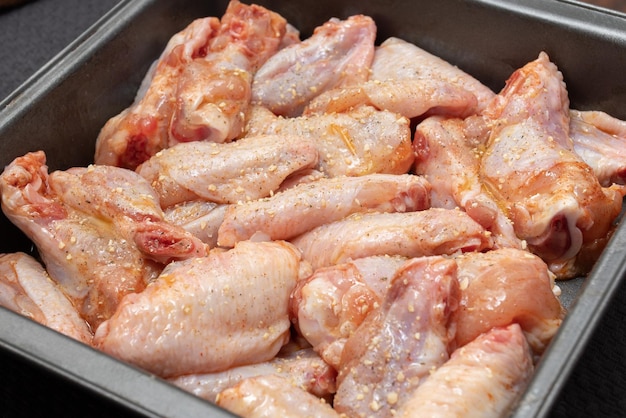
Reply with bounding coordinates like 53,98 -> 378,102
370,37 -> 495,112
245,105 -> 414,177
570,109 -> 626,187
334,256 -> 459,418
480,52 -> 622,278
0,252 -> 92,344
94,16 -> 220,169
217,374 -> 340,418
396,324 -> 534,418
93,240 -> 304,378
290,255 -> 408,369
252,15 -> 376,117
170,348 -> 336,403
168,0 -> 287,144
414,115 -> 523,249
452,248 -> 565,354
217,173 -> 431,247
136,134 -> 319,208
290,208 -> 493,270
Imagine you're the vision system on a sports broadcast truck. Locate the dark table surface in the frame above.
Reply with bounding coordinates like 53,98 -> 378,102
1,0 -> 625,417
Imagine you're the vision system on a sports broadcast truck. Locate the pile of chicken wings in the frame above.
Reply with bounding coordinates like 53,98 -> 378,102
2,1 -> 626,417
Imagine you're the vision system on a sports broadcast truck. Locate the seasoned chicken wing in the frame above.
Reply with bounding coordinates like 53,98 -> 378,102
334,256 -> 459,418
414,115 -> 523,250
0,252 -> 92,344
93,240 -> 305,378
452,248 -> 565,354
217,173 -> 431,247
370,37 -> 495,112
136,134 -> 319,208
217,374 -> 340,418
570,109 -> 626,188
245,105 -> 414,177
480,52 -> 622,278
290,255 -> 408,369
94,16 -> 220,169
252,14 -> 376,117
0,152 -> 205,328
396,324 -> 534,418
94,0 -> 287,169
290,208 -> 493,270
170,348 -> 336,403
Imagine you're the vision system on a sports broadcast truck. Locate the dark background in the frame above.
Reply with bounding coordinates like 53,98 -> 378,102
0,0 -> 625,417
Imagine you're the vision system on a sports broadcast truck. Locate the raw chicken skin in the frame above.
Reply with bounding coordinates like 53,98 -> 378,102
217,374 -> 340,418
0,152 -> 205,328
0,252 -> 92,344
334,256 -> 459,418
245,105 -> 414,177
480,52 -> 623,278
452,248 -> 564,354
290,208 -> 493,270
217,173 -> 431,247
290,255 -> 408,369
252,15 -> 376,117
170,348 -> 336,403
93,240 -> 304,378
570,109 -> 626,188
136,134 -> 319,208
94,0 -> 287,169
396,324 -> 534,418
413,115 -> 523,249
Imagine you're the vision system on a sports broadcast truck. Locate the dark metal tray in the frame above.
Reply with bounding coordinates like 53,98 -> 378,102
1,0 -> 625,416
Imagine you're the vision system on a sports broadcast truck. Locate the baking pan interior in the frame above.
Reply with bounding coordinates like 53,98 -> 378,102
1,0 -> 626,416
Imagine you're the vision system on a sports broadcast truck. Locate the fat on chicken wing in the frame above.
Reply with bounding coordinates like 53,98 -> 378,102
334,256 -> 459,418
136,134 -> 319,208
170,348 -> 336,403
217,374 -> 340,418
480,52 -> 623,278
252,15 -> 376,117
0,152 -> 205,328
94,0 -> 287,169
0,252 -> 92,344
217,173 -> 431,247
413,115 -> 523,250
93,240 -> 305,378
245,105 -> 414,177
452,248 -> 565,355
396,324 -> 534,418
290,255 -> 408,369
290,208 -> 493,270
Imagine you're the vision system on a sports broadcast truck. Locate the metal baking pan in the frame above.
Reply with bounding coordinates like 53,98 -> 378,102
1,0 -> 625,416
